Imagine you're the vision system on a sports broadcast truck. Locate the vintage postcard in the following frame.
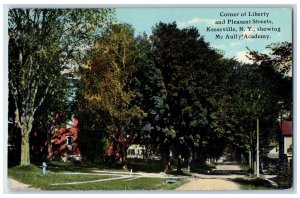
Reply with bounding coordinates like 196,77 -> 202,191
5,6 -> 293,192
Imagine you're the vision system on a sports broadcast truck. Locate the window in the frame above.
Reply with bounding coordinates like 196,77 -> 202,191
131,149 -> 135,155
66,136 -> 74,152
287,144 -> 293,154
66,136 -> 74,146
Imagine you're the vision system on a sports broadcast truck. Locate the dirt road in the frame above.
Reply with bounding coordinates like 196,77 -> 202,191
176,178 -> 240,190
176,162 -> 243,190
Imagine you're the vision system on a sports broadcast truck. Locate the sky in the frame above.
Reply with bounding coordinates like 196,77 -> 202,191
116,7 -> 292,63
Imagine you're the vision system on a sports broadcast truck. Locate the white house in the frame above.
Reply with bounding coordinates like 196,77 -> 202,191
127,144 -> 146,159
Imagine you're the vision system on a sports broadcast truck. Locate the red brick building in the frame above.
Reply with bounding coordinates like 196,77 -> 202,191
50,115 -> 81,161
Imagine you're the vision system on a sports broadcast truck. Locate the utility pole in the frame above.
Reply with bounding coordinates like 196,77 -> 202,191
256,118 -> 260,177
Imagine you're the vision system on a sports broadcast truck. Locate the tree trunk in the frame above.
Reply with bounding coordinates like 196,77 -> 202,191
177,154 -> 182,172
47,129 -> 53,160
20,116 -> 34,166
187,148 -> 193,173
47,141 -> 53,160
160,149 -> 171,173
164,150 -> 171,173
122,152 -> 128,170
20,130 -> 30,166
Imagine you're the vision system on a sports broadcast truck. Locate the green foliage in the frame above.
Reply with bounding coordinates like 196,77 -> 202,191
77,128 -> 106,162
247,42 -> 292,119
79,23 -> 145,130
130,51 -> 170,156
247,42 -> 292,76
225,42 -> 293,164
224,63 -> 281,166
151,22 -> 234,168
78,24 -> 148,163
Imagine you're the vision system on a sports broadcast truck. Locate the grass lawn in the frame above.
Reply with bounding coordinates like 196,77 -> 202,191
8,165 -> 188,190
230,177 -> 276,190
47,177 -> 187,191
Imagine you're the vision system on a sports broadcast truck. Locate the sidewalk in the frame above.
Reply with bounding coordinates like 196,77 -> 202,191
7,178 -> 39,191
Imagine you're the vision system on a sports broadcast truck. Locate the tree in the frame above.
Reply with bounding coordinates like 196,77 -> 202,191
247,42 -> 292,117
78,24 -> 146,168
225,60 -> 289,172
244,42 -> 293,177
129,34 -> 171,170
151,22 -> 233,171
8,9 -> 114,166
247,42 -> 292,76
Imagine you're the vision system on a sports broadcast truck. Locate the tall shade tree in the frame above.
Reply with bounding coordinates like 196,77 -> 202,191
226,56 -> 292,170
240,42 -> 293,171
129,34 -> 171,170
78,24 -> 146,168
8,8 -> 114,166
228,64 -> 273,168
151,22 -> 234,171
247,42 -> 292,117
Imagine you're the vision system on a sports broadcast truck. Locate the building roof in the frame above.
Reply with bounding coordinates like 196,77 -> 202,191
279,121 -> 292,136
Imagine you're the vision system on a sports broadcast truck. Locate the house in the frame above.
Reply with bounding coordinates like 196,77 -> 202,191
262,121 -> 292,173
127,144 -> 146,159
50,115 -> 81,162
279,121 -> 292,163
